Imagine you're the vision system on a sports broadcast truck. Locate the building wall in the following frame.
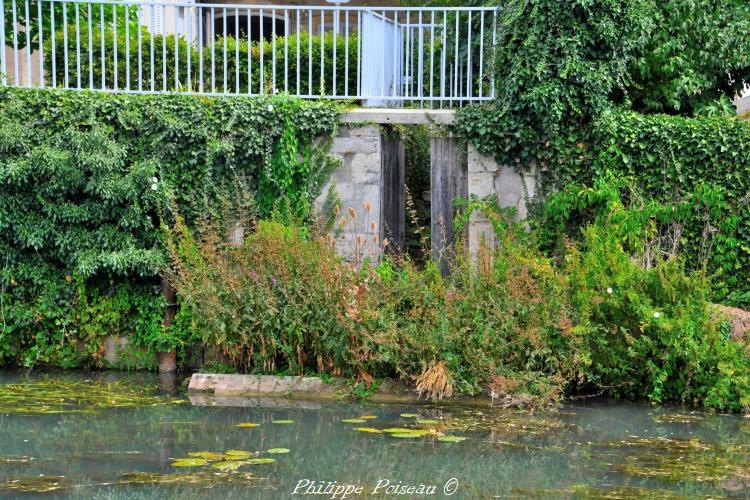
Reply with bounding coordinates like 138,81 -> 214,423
466,144 -> 536,258
314,124 -> 383,262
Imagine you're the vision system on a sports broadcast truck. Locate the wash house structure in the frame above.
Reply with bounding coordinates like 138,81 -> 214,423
1,0 -> 531,265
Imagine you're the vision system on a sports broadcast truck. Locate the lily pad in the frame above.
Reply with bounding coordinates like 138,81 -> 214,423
171,458 -> 209,467
235,422 -> 260,428
246,458 -> 276,465
438,436 -> 467,443
188,451 -> 226,461
400,413 -> 419,418
382,428 -> 416,433
272,420 -> 294,424
224,450 -> 252,459
416,419 -> 439,425
341,418 -> 367,423
211,461 -> 244,470
354,427 -> 382,433
267,448 -> 290,454
359,415 -> 377,420
390,432 -> 426,439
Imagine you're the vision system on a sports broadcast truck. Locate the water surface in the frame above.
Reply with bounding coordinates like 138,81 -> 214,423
0,371 -> 749,498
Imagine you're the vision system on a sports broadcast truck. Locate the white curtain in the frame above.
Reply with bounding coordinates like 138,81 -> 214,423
361,12 -> 403,107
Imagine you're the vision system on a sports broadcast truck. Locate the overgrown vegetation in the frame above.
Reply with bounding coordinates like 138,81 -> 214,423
0,87 -> 340,368
453,0 -> 750,305
165,174 -> 750,411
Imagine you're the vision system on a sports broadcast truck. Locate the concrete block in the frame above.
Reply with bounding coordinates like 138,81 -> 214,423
468,171 -> 498,198
467,144 -> 499,173
103,336 -> 129,364
329,137 -> 379,155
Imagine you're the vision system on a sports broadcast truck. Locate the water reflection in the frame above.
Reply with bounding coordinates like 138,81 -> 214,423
0,371 -> 748,498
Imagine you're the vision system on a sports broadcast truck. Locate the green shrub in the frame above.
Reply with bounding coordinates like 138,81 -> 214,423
557,181 -> 750,411
0,87 -> 340,367
44,23 -> 196,92
207,33 -> 357,97
166,199 -> 582,405
44,25 -> 357,97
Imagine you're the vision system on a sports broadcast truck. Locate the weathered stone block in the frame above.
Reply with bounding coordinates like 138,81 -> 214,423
467,144 -> 499,173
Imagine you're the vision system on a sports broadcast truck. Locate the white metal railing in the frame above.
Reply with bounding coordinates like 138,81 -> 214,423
0,0 -> 497,107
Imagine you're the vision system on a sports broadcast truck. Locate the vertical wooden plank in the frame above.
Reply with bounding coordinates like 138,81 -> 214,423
431,134 -> 467,275
158,277 -> 178,373
380,126 -> 406,253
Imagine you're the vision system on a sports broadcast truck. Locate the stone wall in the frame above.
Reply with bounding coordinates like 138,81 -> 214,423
467,144 -> 536,258
314,124 -> 383,262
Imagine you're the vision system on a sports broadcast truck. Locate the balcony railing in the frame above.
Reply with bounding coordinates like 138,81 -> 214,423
0,0 -> 497,107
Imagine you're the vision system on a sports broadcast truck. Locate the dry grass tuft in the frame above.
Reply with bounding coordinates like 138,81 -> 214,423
415,361 -> 454,401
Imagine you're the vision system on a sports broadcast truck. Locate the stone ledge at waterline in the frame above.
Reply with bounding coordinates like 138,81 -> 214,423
188,373 -> 494,407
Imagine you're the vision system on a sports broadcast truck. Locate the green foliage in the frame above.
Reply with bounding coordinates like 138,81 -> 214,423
166,201 -> 580,405
589,111 -> 749,300
557,181 -> 750,411
166,178 -> 750,410
453,0 -> 655,171
0,87 -> 340,367
626,0 -> 750,115
44,25 -> 357,97
166,217 -> 357,376
453,0 -> 750,306
45,24 -> 195,92
3,0 -> 135,52
208,33 -> 358,97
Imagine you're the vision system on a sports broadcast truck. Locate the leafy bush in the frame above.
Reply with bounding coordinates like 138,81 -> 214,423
44,25 -> 357,97
44,24 -> 195,92
165,176 -> 750,411
0,87 -> 340,367
554,179 -> 750,411
166,198 -> 582,406
208,33 -> 358,97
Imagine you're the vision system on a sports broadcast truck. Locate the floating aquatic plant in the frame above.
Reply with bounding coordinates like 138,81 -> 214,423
211,461 -> 244,470
0,476 -> 69,493
171,458 -> 209,467
400,413 -> 419,418
0,379 -> 184,415
118,471 -> 259,487
224,450 -> 252,459
359,415 -> 377,420
188,451 -> 226,461
267,448 -> 290,454
354,427 -> 382,433
235,422 -> 260,428
246,458 -> 276,465
390,432 -> 426,439
341,418 -> 367,423
437,436 -> 467,443
415,419 -> 439,425
272,420 -> 294,424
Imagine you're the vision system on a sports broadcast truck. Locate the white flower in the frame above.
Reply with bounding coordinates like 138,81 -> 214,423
606,287 -> 613,294
151,184 -> 158,191
267,104 -> 274,112
653,311 -> 661,319
151,177 -> 158,184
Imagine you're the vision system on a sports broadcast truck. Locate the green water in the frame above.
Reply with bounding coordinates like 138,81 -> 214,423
0,371 -> 749,499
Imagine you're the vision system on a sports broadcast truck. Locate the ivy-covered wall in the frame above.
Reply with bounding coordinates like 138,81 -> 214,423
0,87 -> 340,368
454,107 -> 750,305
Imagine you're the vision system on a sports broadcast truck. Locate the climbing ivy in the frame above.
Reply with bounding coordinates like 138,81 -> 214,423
0,87 -> 341,367
452,0 -> 750,304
